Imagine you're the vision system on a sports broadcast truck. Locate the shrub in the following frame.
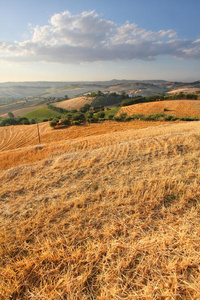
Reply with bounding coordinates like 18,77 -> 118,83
125,116 -> 132,121
114,113 -> 128,122
164,115 -> 175,121
8,112 -> 14,119
50,120 -> 58,128
85,111 -> 93,119
121,96 -> 145,107
31,119 -> 36,124
108,114 -> 114,120
186,94 -> 198,100
70,109 -> 78,114
85,111 -> 96,123
60,118 -> 70,126
21,119 -> 30,125
72,112 -> 85,122
130,114 -> 145,120
93,105 -> 104,113
180,116 -> 199,121
53,117 -> 60,123
71,120 -> 81,125
80,104 -> 91,113
96,111 -> 105,119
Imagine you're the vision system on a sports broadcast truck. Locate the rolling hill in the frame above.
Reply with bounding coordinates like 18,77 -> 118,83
0,79 -> 200,118
0,120 -> 200,299
118,99 -> 200,118
53,96 -> 94,111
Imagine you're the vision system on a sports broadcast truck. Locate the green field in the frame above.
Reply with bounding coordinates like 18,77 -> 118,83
22,106 -> 64,122
104,107 -> 120,118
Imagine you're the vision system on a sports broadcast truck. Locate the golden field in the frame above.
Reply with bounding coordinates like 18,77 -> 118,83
0,119 -> 200,299
0,120 -> 174,170
53,96 -> 94,111
118,99 -> 200,118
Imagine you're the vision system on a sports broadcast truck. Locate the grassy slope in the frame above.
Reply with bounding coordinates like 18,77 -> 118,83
21,106 -> 63,121
0,98 -> 47,117
118,99 -> 200,118
0,121 -> 200,299
104,107 -> 120,118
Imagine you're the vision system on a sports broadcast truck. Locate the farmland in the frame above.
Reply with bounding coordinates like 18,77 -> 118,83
118,99 -> 200,118
53,96 -> 94,111
0,118 -> 200,299
21,106 -> 62,122
0,120 -> 173,169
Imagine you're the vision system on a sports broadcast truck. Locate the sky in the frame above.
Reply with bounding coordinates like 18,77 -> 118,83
0,0 -> 200,82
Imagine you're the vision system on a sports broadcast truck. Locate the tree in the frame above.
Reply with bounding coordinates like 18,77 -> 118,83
8,112 -> 14,119
85,111 -> 95,123
60,118 -> 70,126
72,112 -> 85,122
21,119 -> 30,125
97,90 -> 103,97
90,91 -> 97,97
50,120 -> 58,129
80,104 -> 91,113
96,111 -> 105,119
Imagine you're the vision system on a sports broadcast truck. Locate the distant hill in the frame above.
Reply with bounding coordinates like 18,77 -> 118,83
0,79 -> 200,117
0,79 -> 200,99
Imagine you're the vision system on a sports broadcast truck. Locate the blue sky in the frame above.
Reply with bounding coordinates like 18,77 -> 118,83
0,0 -> 200,82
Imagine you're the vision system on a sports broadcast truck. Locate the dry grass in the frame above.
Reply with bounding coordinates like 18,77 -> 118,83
0,120 -> 200,299
0,120 -> 174,170
118,100 -> 200,118
168,88 -> 200,95
53,96 -> 93,111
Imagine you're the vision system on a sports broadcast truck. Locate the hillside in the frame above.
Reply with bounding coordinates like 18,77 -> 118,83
0,120 -> 171,157
0,98 -> 46,117
1,80 -> 200,115
118,99 -> 200,118
1,120 -> 200,299
53,96 -> 94,111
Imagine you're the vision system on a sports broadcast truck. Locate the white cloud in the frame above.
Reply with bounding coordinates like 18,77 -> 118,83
0,10 -> 200,64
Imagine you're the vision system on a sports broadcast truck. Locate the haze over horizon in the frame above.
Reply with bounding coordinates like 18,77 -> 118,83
0,0 -> 200,82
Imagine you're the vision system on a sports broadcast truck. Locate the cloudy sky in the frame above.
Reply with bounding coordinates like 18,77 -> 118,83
0,0 -> 200,82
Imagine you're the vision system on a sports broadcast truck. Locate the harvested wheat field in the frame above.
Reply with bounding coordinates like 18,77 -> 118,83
118,99 -> 200,118
53,96 -> 93,111
0,120 -> 175,170
0,120 -> 200,299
